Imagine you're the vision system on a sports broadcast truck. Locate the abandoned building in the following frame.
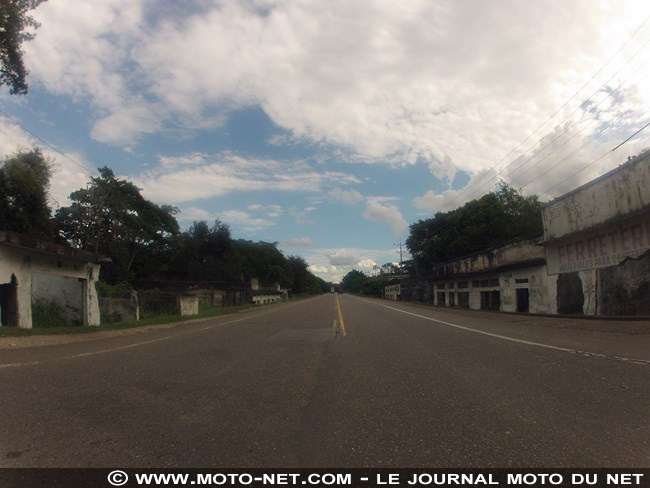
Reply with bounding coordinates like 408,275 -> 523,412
542,149 -> 650,315
385,149 -> 650,316
427,235 -> 550,314
250,278 -> 288,304
0,231 -> 104,328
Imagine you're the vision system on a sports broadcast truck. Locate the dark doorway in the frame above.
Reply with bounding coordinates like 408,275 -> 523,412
516,288 -> 529,313
437,292 -> 446,306
557,272 -> 584,314
480,291 -> 489,309
458,292 -> 470,309
0,275 -> 19,326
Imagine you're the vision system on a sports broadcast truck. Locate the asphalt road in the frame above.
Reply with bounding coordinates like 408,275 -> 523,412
1,294 -> 649,468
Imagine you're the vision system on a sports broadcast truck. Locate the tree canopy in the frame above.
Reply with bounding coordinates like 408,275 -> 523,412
406,182 -> 543,274
50,167 -> 330,293
55,167 -> 180,282
0,148 -> 53,237
0,0 -> 45,95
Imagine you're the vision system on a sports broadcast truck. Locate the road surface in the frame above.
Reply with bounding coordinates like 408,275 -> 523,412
1,294 -> 649,467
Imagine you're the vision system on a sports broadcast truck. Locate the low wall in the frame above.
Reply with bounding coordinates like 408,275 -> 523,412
252,294 -> 283,305
177,295 -> 199,316
99,293 -> 139,323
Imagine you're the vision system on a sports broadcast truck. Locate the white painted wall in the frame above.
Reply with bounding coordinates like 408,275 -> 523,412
0,243 -> 101,328
543,151 -> 650,241
177,295 -> 199,316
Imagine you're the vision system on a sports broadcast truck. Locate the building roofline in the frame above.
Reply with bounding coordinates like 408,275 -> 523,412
430,233 -> 543,270
542,148 -> 650,208
0,231 -> 109,263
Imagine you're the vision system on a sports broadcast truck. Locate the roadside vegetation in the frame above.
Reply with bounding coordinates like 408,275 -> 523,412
0,150 -> 331,335
339,183 -> 544,296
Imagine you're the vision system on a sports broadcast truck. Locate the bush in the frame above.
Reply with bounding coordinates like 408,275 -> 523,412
96,281 -> 134,298
32,297 -> 79,328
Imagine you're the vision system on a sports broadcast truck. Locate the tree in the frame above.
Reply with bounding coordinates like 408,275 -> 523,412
406,182 -> 543,274
167,220 -> 239,282
379,262 -> 400,275
0,0 -> 46,95
340,269 -> 369,293
0,148 -> 53,237
55,167 -> 179,282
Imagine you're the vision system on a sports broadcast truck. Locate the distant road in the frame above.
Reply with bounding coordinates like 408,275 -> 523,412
1,294 -> 649,467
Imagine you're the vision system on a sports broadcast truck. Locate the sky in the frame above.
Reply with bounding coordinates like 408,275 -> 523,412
1,0 -> 650,283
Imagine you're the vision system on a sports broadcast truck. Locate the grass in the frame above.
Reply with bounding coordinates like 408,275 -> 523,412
0,295 -> 312,337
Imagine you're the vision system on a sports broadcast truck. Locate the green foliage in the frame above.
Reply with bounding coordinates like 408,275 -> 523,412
49,167 -> 328,295
0,0 -> 45,95
406,182 -> 543,274
0,148 -> 53,237
31,297 -> 78,328
55,166 -> 180,282
339,269 -> 390,296
95,281 -> 133,298
167,220 -> 239,282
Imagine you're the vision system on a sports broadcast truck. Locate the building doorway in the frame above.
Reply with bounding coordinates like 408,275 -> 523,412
516,288 -> 529,313
557,272 -> 584,315
0,274 -> 19,326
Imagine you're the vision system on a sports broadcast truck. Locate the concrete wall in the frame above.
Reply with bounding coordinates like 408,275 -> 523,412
177,295 -> 199,316
99,293 -> 139,322
0,244 -> 100,328
546,211 -> 650,275
433,237 -> 544,279
597,252 -> 650,316
385,284 -> 400,301
543,151 -> 650,241
32,273 -> 84,324
252,294 -> 283,304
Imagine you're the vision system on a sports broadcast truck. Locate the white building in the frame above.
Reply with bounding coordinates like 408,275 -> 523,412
0,231 -> 104,328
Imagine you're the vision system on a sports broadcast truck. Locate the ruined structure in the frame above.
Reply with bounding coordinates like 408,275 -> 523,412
542,149 -> 650,315
386,149 -> 650,316
0,231 -> 104,328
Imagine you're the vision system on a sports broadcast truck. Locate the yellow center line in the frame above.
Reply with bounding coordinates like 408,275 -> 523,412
335,294 -> 347,336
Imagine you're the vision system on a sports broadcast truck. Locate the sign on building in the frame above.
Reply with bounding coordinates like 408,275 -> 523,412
546,213 -> 650,275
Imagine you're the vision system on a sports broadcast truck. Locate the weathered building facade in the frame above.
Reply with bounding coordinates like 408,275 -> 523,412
429,236 -> 553,314
386,150 -> 650,316
542,150 -> 650,315
0,232 -> 103,328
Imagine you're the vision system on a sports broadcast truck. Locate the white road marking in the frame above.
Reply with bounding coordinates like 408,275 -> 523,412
362,299 -> 650,365
0,297 -> 323,369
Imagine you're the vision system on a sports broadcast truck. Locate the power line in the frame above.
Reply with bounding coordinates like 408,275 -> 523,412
436,14 -> 650,213
0,106 -> 96,176
610,120 -> 650,151
454,51 -> 650,207
410,111 -> 650,264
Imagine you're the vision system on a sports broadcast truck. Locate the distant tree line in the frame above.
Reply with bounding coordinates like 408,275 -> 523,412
340,182 -> 544,293
0,149 -> 331,294
406,182 -> 544,275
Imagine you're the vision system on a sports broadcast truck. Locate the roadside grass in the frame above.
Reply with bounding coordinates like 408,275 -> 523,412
0,295 -> 315,337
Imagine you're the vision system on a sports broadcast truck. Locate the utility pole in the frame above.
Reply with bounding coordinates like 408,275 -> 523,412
394,239 -> 404,275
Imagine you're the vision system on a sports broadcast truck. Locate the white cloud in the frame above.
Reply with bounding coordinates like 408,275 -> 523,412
280,237 -> 316,248
132,153 -> 359,203
329,187 -> 363,204
357,258 -> 377,270
306,246 -> 401,282
179,206 -> 274,233
220,210 -> 274,232
326,250 -> 358,266
362,198 -> 408,235
0,117 -> 92,209
24,0 -> 650,172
